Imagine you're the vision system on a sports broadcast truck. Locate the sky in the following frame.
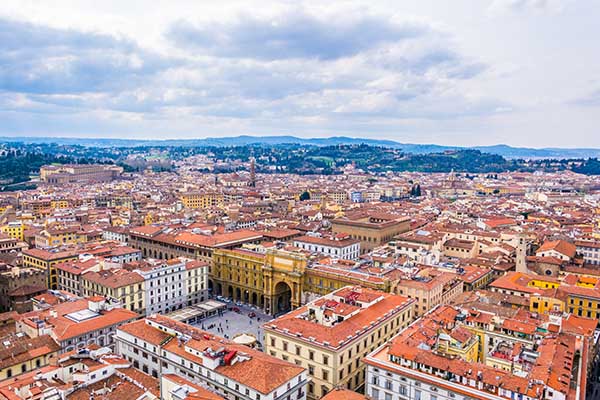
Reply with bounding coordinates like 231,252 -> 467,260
0,0 -> 599,147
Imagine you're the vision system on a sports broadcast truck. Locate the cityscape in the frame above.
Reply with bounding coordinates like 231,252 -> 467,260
0,2 -> 600,400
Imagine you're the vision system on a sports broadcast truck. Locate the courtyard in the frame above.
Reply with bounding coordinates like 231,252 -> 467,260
193,301 -> 273,349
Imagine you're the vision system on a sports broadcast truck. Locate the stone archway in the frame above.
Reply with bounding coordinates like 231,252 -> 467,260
273,281 -> 292,315
215,282 -> 222,296
235,287 -> 241,301
227,286 -> 233,299
251,292 -> 258,306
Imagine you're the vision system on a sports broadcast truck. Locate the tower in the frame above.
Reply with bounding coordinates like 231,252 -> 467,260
515,234 -> 528,273
249,157 -> 256,188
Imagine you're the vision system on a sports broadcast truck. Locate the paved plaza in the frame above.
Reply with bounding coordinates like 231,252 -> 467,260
193,302 -> 273,349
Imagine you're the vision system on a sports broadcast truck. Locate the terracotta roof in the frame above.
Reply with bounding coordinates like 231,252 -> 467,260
120,316 -> 305,395
321,388 -> 370,400
536,240 -> 576,258
20,299 -> 139,341
266,287 -> 413,349
0,334 -> 60,370
82,269 -> 144,288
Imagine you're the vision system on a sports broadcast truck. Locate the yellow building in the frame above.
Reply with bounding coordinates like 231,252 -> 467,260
325,190 -> 348,204
437,328 -> 479,363
304,264 -> 390,298
21,199 -> 53,217
0,334 -> 60,380
212,246 -> 401,315
22,248 -> 79,289
460,309 -> 538,368
530,294 -> 564,314
499,272 -> 600,318
565,287 -> 600,319
180,192 -> 224,209
35,226 -> 87,248
0,221 -> 24,241
527,277 -> 560,290
81,269 -> 146,314
211,247 -> 306,314
144,213 -> 154,226
475,184 -> 509,195
264,287 -> 415,399
492,271 -> 600,320
50,199 -> 69,209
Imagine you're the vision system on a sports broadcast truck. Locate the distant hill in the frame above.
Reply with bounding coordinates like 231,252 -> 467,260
2,135 -> 600,159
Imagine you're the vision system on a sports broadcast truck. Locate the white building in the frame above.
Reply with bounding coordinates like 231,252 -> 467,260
293,234 -> 360,260
102,226 -> 130,243
116,315 -> 309,400
134,257 -> 208,315
185,260 -> 209,306
575,239 -> 600,265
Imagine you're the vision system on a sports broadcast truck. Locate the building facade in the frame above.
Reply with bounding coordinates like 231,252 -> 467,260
264,287 -> 415,399
22,248 -> 79,289
81,269 -> 146,314
293,235 -> 360,260
332,215 -> 410,254
211,248 -> 307,315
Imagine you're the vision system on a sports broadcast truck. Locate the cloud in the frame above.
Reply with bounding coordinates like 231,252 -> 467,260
167,10 -> 429,60
572,88 -> 600,107
0,8 -> 505,141
0,17 -> 171,95
488,0 -> 568,15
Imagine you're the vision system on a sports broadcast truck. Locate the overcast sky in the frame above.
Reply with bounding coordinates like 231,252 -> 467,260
0,0 -> 599,147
